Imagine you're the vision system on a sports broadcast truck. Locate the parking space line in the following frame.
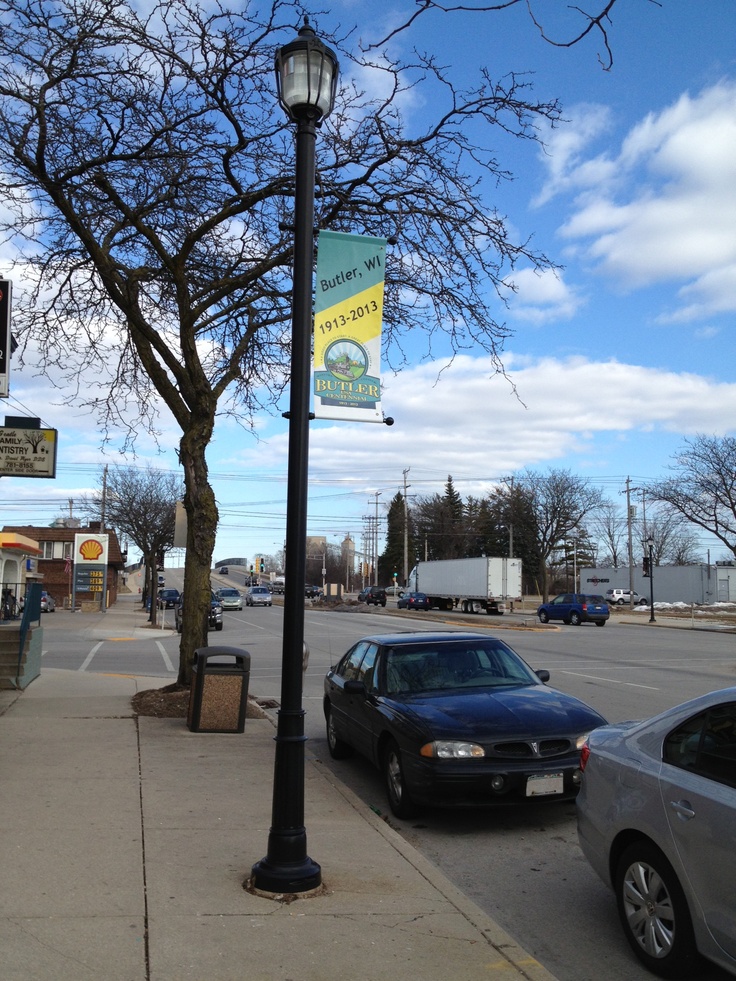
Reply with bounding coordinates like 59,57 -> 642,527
78,642 -> 103,671
156,641 -> 175,673
560,670 -> 660,691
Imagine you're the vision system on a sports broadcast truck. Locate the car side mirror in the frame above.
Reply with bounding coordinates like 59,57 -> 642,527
344,679 -> 367,697
536,669 -> 550,683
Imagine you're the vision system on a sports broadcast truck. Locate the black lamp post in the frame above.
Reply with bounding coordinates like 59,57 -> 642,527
646,535 -> 656,623
250,20 -> 338,895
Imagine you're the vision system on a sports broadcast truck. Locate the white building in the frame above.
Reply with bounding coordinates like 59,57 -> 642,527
580,563 -> 736,605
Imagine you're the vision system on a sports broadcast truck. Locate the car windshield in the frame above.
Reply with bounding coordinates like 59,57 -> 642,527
383,639 -> 539,695
219,589 -> 239,596
252,587 -> 268,594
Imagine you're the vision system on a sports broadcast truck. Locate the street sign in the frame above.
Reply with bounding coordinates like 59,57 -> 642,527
0,426 -> 57,477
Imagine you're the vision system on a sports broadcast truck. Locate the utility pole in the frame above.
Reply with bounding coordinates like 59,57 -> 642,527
100,464 -> 108,532
373,491 -> 381,585
506,476 -> 515,558
625,478 -> 635,607
402,468 -> 410,587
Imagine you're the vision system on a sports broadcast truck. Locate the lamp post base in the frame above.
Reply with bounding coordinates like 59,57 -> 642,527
250,853 -> 322,895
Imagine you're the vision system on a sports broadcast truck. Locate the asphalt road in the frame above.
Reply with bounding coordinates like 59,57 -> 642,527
39,568 -> 736,981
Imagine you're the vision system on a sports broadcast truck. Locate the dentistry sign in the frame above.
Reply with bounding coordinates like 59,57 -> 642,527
313,231 -> 387,422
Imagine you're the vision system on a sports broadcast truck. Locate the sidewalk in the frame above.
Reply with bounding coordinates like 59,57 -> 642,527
0,600 -> 559,981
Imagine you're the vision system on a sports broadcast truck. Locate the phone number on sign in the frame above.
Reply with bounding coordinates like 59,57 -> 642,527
316,299 -> 379,334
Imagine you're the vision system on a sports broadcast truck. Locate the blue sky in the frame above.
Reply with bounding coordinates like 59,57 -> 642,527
3,0 -> 736,565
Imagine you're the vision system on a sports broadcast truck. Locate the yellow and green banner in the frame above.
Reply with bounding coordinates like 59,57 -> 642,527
313,230 -> 386,422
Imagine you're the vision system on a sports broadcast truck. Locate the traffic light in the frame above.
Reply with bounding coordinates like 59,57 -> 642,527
642,555 -> 650,577
260,559 -> 265,573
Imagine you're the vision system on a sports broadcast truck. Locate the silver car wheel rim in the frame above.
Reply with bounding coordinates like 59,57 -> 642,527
387,752 -> 402,800
327,714 -> 337,749
623,860 -> 675,959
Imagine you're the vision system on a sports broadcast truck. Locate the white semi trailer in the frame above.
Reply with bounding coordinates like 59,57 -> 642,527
408,556 -> 522,615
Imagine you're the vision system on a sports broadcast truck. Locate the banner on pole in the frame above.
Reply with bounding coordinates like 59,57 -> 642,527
313,231 -> 386,422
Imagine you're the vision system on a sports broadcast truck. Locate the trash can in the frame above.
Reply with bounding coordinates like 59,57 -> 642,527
187,647 -> 251,733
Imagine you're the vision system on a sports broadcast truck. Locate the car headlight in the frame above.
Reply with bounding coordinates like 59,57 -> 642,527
213,605 -> 223,614
420,740 -> 485,759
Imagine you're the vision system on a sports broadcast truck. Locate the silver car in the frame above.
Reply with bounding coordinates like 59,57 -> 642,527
216,587 -> 243,610
245,585 -> 272,607
577,687 -> 736,978
41,591 -> 56,612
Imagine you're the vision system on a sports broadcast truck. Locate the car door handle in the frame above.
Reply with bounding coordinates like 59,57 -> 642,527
669,799 -> 695,820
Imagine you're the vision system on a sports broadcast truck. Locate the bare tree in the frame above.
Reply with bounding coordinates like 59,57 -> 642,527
589,501 -> 628,568
0,0 -> 627,679
85,465 -> 181,623
519,469 -> 604,601
651,435 -> 736,562
373,0 -> 652,70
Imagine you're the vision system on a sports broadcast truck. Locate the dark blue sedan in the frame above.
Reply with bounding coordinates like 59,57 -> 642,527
397,591 -> 431,611
323,632 -> 607,818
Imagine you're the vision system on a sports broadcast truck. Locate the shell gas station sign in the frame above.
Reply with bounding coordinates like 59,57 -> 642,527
73,533 -> 109,598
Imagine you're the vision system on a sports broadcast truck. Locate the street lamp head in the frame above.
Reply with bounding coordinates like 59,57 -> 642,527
275,18 -> 339,124
646,535 -> 655,548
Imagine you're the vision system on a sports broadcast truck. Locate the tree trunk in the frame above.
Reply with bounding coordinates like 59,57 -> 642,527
540,558 -> 550,603
177,416 -> 219,685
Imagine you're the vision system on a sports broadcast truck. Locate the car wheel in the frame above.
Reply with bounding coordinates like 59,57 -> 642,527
538,610 -> 549,623
381,601 -> 386,607
325,705 -> 353,760
383,738 -> 417,819
215,623 -> 223,631
176,620 -> 182,634
615,841 -> 700,979
617,598 -> 626,605
570,611 -> 582,626
595,620 -> 606,627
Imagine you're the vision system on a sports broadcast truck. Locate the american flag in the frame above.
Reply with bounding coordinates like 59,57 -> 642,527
64,557 -> 71,575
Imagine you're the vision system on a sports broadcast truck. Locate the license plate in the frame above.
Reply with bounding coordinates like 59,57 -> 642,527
525,772 -> 564,797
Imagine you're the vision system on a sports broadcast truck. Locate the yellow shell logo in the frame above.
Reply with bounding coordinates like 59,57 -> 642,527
79,539 -> 103,561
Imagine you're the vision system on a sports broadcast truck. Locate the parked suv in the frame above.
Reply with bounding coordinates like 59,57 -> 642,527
605,588 -> 648,606
537,593 -> 609,627
362,585 -> 387,607
175,591 -> 223,633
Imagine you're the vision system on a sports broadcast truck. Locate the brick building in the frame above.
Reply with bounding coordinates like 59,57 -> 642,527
2,522 -> 126,609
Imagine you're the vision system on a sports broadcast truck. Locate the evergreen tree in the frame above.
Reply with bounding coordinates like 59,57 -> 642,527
379,493 -> 406,585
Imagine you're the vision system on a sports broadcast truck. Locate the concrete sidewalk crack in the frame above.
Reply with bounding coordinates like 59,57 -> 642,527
134,715 -> 151,980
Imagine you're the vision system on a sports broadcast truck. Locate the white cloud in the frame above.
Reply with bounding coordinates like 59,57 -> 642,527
504,267 -> 584,323
550,81 -> 736,319
533,104 -> 614,206
220,354 -> 736,488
